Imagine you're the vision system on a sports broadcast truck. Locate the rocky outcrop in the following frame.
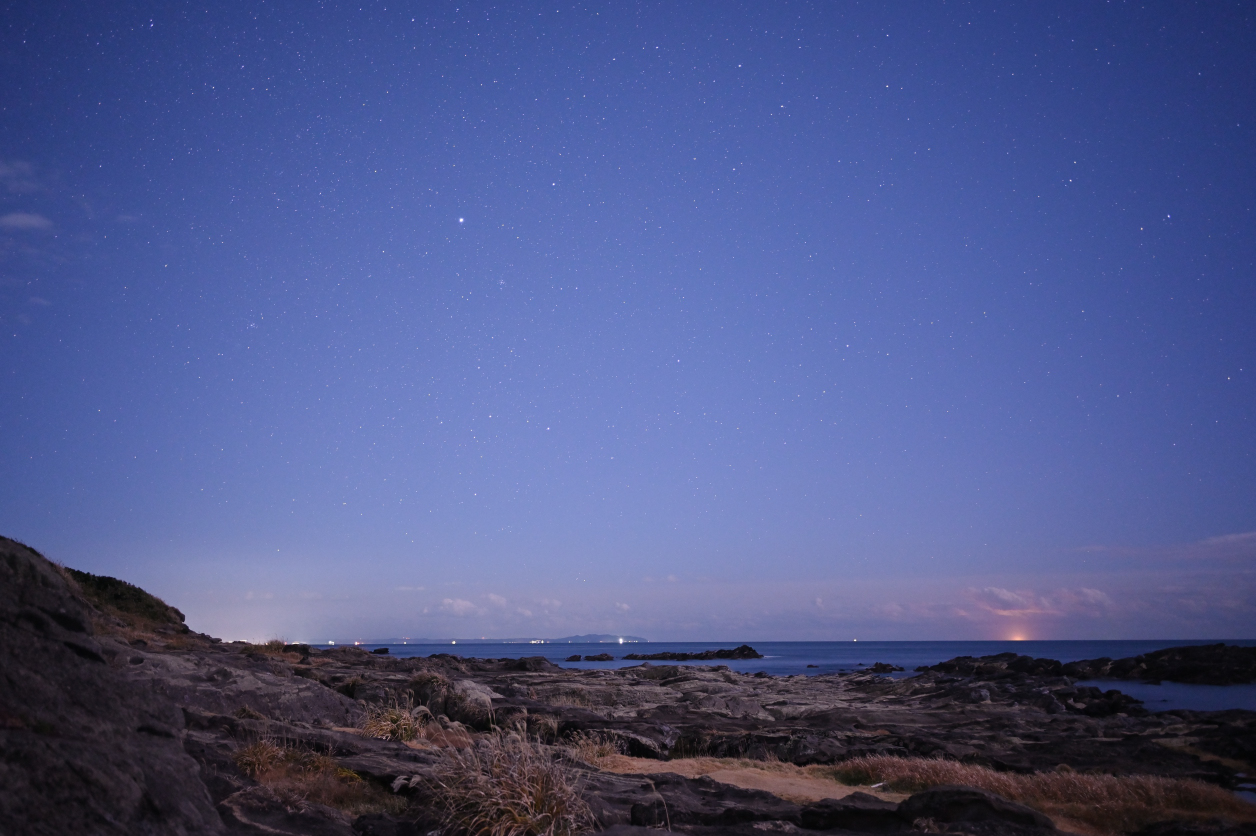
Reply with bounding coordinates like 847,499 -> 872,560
926,646 -> 1256,686
0,537 -> 223,835
623,644 -> 764,661
1061,644 -> 1256,685
5,533 -> 1254,834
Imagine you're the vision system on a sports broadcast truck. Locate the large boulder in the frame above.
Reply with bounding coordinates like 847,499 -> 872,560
0,536 -> 224,835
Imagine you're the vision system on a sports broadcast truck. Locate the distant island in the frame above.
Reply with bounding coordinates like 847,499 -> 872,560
360,633 -> 648,645
623,644 -> 763,661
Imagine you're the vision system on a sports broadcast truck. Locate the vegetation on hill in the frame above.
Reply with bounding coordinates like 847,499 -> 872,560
63,566 -> 188,632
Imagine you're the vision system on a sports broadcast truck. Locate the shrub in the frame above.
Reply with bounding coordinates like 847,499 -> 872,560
412,732 -> 593,836
823,755 -> 1256,833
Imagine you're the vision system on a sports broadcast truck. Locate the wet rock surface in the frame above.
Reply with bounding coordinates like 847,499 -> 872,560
3,535 -> 1254,834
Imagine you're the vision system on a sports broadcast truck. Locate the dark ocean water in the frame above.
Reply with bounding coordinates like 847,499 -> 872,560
352,639 -> 1256,712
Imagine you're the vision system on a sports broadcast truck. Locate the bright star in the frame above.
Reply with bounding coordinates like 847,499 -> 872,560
458,217 -> 464,223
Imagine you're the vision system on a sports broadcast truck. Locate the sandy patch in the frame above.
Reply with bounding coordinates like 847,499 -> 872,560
594,755 -> 907,804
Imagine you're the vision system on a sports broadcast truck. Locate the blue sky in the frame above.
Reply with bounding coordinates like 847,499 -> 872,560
2,1 -> 1253,642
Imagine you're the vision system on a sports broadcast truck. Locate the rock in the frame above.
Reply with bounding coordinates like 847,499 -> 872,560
922,653 -> 1064,679
566,654 -> 582,662
0,537 -> 224,835
869,663 -> 905,673
1063,644 -> 1256,685
446,679 -> 502,727
371,647 -> 389,654
898,786 -> 1056,831
512,655 -> 560,672
217,785 -> 355,835
585,653 -> 616,661
352,812 -> 427,835
623,645 -> 764,661
119,641 -> 364,726
799,791 -> 904,831
623,772 -> 801,827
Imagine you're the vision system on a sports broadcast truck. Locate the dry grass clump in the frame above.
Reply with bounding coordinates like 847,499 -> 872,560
565,731 -> 625,765
414,732 -> 594,836
822,755 -> 1256,833
233,739 -> 407,816
527,714 -> 561,743
410,671 -> 452,706
360,697 -> 428,742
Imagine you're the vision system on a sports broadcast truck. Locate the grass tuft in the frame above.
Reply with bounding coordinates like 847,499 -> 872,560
232,738 -> 407,817
821,755 -> 1256,834
360,697 -> 428,742
565,730 -> 625,766
415,732 -> 594,836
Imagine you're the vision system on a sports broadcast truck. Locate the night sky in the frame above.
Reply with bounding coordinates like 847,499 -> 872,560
2,2 -> 1253,643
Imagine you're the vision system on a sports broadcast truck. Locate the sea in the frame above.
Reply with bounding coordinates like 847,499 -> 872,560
354,639 -> 1256,713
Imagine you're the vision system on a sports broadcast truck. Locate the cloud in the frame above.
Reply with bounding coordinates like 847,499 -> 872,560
439,598 -> 479,616
1079,531 -> 1256,565
394,585 -> 424,592
1053,587 -> 1113,610
539,598 -> 562,609
516,608 -> 533,618
1196,531 -> 1256,554
970,587 -> 1041,616
814,597 -> 823,608
614,602 -> 630,612
28,297 -> 50,306
487,593 -> 507,607
0,212 -> 52,231
968,586 -> 1115,618
0,161 -> 40,194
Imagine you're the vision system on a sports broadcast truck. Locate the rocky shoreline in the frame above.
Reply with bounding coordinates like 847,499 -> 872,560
3,536 -> 1254,836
